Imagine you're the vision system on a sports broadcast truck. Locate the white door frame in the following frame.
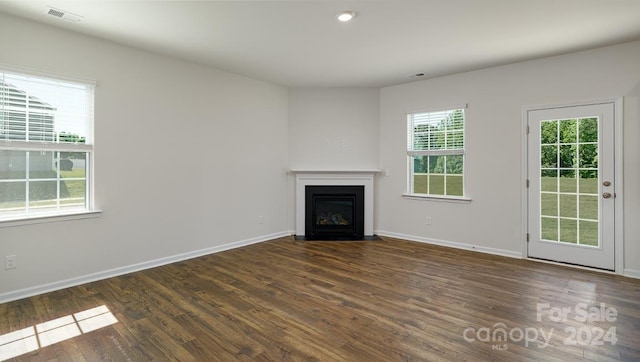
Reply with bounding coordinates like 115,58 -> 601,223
521,98 -> 624,274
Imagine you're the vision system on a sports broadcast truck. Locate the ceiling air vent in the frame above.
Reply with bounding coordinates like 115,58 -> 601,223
45,6 -> 83,23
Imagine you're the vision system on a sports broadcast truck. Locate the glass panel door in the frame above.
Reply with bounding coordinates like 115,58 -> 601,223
539,117 -> 599,246
528,103 -> 615,270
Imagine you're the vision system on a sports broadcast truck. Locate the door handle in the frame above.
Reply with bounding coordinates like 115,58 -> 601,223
603,192 -> 612,199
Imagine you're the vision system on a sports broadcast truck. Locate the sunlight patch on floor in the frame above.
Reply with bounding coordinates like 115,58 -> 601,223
0,305 -> 117,361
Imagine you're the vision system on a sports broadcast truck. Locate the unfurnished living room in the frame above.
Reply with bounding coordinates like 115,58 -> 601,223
1,1 -> 639,361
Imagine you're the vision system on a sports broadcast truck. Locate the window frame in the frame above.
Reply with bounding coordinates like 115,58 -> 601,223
405,105 -> 471,202
0,67 -> 99,225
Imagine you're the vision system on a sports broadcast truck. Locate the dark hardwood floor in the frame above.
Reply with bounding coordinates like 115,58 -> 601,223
1,236 -> 639,361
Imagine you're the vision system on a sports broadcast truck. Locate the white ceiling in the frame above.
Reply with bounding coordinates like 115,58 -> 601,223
1,0 -> 640,88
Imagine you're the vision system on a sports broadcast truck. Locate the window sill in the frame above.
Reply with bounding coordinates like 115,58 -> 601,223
402,194 -> 472,204
0,210 -> 102,228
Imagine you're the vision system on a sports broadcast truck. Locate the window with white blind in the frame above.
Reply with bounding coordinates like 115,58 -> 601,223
0,69 -> 95,221
407,107 -> 465,197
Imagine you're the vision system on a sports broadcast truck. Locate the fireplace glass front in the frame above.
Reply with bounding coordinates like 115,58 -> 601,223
305,185 -> 364,240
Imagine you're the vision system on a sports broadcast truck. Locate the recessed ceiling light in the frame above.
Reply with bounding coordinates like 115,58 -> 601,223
337,11 -> 356,22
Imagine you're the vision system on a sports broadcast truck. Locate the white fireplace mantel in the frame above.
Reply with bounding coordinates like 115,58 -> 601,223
290,169 -> 382,174
292,170 -> 379,237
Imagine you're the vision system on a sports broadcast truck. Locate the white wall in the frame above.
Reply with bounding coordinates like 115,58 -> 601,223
0,13 -> 290,301
287,88 -> 380,231
288,88 -> 380,170
378,41 -> 640,274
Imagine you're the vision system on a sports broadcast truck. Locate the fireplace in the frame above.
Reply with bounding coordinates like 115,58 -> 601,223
305,185 -> 364,240
293,170 -> 376,238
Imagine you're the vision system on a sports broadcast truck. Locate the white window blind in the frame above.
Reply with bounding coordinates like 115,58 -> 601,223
0,71 -> 94,147
407,108 -> 465,156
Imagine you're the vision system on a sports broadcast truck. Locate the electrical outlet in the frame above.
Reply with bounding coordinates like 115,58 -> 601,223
5,255 -> 16,269
258,216 -> 264,224
425,217 -> 432,226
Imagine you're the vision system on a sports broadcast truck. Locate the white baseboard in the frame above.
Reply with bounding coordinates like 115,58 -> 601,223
375,230 -> 523,259
4,229 -> 630,304
0,231 -> 291,304
623,268 -> 640,279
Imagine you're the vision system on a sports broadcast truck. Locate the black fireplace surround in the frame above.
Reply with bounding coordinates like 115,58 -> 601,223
305,185 -> 364,240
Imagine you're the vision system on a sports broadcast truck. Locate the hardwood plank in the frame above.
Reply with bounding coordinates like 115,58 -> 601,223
1,235 -> 638,361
